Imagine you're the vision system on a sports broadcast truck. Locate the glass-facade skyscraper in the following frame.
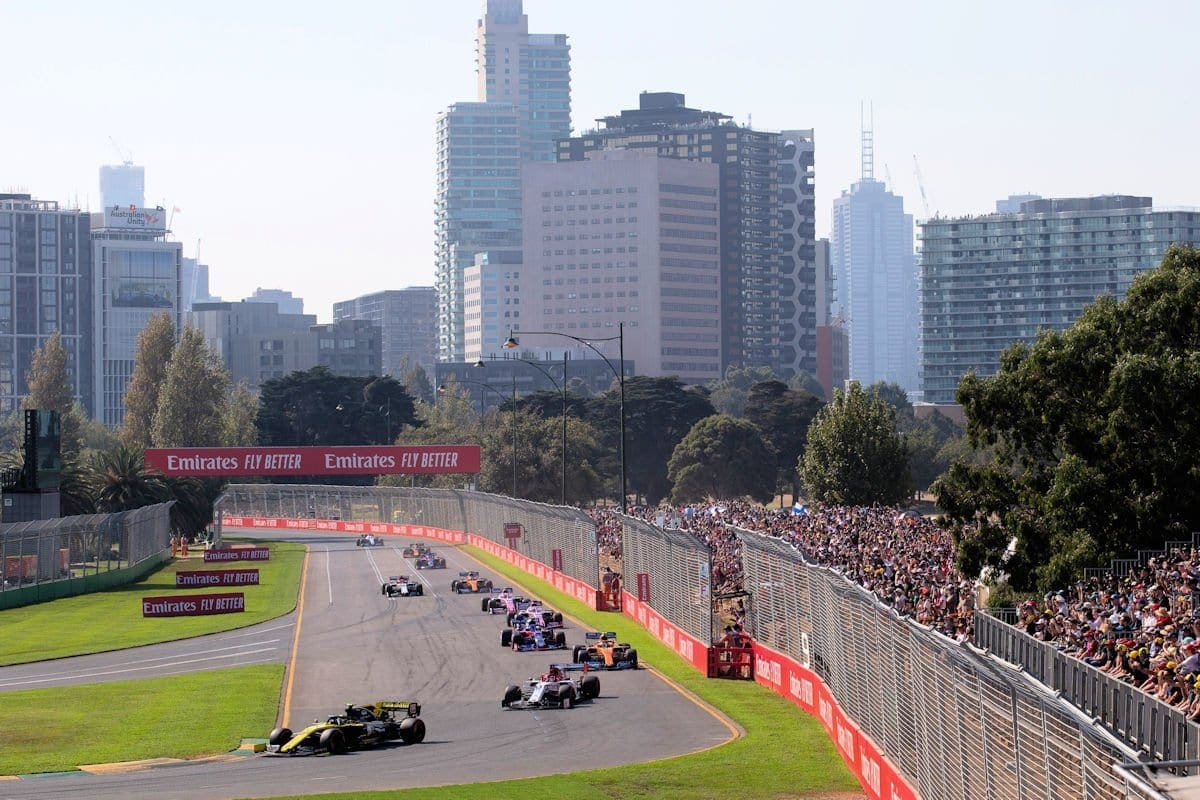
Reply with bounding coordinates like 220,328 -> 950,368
435,103 -> 522,363
437,1 -> 571,363
830,178 -> 918,394
919,195 -> 1200,404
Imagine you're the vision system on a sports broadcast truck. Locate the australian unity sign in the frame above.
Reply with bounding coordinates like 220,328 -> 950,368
145,445 -> 481,477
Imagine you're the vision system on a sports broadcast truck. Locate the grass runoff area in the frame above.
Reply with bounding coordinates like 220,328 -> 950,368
0,538 -> 305,666
0,664 -> 283,775
256,545 -> 864,800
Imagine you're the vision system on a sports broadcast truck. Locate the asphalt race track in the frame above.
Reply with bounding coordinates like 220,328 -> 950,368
0,530 -> 734,799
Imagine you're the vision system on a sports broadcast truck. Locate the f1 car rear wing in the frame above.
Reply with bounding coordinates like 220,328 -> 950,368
374,700 -> 422,717
584,631 -> 619,641
457,571 -> 479,577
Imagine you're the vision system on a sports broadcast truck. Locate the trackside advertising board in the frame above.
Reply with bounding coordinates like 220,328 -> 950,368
204,547 -> 270,562
142,592 -> 245,617
176,569 -> 260,587
221,516 -> 466,543
751,641 -> 918,800
145,445 -> 480,476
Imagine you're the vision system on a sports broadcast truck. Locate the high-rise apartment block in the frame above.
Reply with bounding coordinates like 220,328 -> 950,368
91,205 -> 181,427
521,150 -> 722,382
831,176 -> 917,394
333,287 -> 436,376
436,1 -> 570,363
464,252 -> 523,361
475,0 -> 571,163
919,195 -> 1200,404
557,92 -> 816,378
99,164 -> 145,209
435,102 -> 522,363
0,194 -> 93,414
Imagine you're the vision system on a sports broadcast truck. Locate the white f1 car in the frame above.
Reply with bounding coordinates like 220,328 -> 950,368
381,575 -> 424,597
501,664 -> 599,709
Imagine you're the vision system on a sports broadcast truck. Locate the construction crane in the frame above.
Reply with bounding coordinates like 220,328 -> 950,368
107,136 -> 134,166
912,155 -> 932,219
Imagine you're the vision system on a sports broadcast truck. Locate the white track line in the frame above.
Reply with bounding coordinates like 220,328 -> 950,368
325,545 -> 333,605
2,640 -> 283,681
0,647 -> 280,688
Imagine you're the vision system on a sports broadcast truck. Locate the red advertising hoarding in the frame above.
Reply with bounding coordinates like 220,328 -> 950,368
145,445 -> 481,477
176,569 -> 260,587
142,592 -> 245,617
204,547 -> 271,562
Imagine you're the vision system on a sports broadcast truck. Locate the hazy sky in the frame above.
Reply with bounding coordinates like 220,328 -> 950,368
3,1 -> 1197,321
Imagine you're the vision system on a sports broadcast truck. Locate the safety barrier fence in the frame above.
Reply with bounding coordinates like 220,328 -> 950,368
975,610 -> 1198,766
0,503 -> 174,608
215,484 -> 600,601
738,530 -> 1160,800
214,484 -> 1165,800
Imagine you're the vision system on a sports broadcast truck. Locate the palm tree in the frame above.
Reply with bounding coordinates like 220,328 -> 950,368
86,447 -> 170,512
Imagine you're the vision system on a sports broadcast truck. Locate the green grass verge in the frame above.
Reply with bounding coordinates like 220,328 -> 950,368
254,545 -> 864,800
0,664 -> 284,775
0,540 -> 305,666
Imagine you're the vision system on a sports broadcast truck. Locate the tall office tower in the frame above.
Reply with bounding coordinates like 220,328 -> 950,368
245,287 -> 303,315
435,102 -> 522,363
476,0 -> 571,163
181,257 -> 215,310
99,164 -> 145,209
333,287 -> 438,376
91,205 -> 182,426
558,92 -> 816,378
814,238 -> 847,399
522,150 -> 721,383
187,301 -> 318,391
920,196 -> 1200,404
830,123 -> 917,394
0,194 -> 93,415
311,318 -> 382,378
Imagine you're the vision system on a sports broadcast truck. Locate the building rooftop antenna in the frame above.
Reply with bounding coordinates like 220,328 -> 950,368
860,101 -> 874,182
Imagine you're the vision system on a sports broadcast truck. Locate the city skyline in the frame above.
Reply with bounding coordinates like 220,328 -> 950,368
2,1 -> 1197,322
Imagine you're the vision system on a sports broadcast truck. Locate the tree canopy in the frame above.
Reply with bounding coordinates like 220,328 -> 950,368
23,331 -> 82,458
744,379 -> 824,500
935,245 -> 1200,591
621,376 -> 715,505
257,368 -> 418,448
151,327 -> 230,447
668,414 -> 776,504
120,311 -> 175,450
800,381 -> 911,506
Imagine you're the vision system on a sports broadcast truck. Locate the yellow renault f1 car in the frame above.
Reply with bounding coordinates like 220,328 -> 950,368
266,701 -> 425,755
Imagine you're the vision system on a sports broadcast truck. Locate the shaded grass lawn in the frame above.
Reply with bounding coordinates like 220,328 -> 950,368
0,664 -> 283,775
254,545 -> 864,800
0,539 -> 304,666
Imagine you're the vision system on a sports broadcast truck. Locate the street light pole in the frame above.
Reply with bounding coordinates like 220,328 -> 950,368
504,324 -> 627,513
437,378 -> 516,499
481,352 -> 569,506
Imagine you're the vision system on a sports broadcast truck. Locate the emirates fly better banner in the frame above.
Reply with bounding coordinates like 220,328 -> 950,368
145,445 -> 481,476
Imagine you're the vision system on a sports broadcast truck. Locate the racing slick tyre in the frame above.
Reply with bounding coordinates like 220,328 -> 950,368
506,611 -> 517,626
381,584 -> 388,596
558,685 -> 576,708
502,684 -> 522,707
501,628 -> 513,648
450,580 -> 460,592
268,727 -> 293,747
553,612 -> 564,623
483,579 -> 493,591
627,648 -> 638,669
414,585 -> 424,596
319,728 -> 346,755
581,674 -> 600,699
482,597 -> 490,613
398,716 -> 426,744
554,631 -> 566,647
572,645 -> 586,663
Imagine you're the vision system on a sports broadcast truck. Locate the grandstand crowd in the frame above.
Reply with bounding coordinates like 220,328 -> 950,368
590,502 -> 1200,719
